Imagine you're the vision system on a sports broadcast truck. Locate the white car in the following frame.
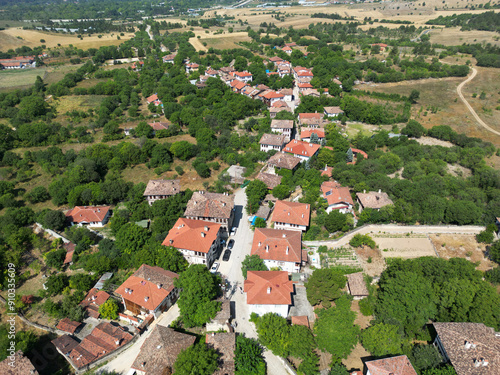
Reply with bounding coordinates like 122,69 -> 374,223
210,262 -> 220,273
230,227 -> 237,236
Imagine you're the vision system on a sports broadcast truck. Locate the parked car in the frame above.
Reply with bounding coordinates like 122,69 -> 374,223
223,250 -> 231,261
210,262 -> 220,273
230,227 -> 237,236
227,239 -> 235,250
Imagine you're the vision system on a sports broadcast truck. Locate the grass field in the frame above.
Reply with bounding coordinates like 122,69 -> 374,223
0,68 -> 46,90
55,95 -> 107,115
429,27 -> 500,47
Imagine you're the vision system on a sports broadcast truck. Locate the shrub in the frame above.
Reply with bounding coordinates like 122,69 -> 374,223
349,234 -> 377,249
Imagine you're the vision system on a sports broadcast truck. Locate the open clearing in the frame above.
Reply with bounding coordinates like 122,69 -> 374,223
374,236 -> 437,258
0,68 -> 46,90
0,27 -> 134,51
429,27 -> 500,47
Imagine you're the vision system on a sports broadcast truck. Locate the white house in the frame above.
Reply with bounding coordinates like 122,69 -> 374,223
65,206 -> 111,227
271,119 -> 293,142
321,181 -> 354,214
270,200 -> 310,232
259,133 -> 286,152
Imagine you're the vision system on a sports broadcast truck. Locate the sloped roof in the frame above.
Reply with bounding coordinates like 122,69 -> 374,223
298,113 -> 322,120
79,288 -> 110,310
206,332 -> 236,375
365,355 -> 417,375
301,128 -> 325,139
324,106 -> 344,115
230,80 -> 247,90
271,119 -> 294,129
284,140 -> 321,158
268,152 -> 301,170
51,335 -> 79,355
162,218 -> 221,253
256,172 -> 283,189
148,121 -> 171,131
346,272 -> 369,297
271,200 -> 310,227
116,264 -> 179,312
57,318 -> 81,334
279,88 -> 293,96
269,56 -> 284,62
433,322 -> 500,375
244,271 -> 294,305
65,206 -> 110,224
270,106 -> 293,114
251,228 -> 302,263
131,326 -> 195,374
271,100 -> 291,108
298,82 -> 313,89
143,179 -> 180,197
235,71 -> 252,77
0,351 -> 39,375
262,91 -> 285,99
356,191 -> 393,210
260,133 -> 286,146
321,181 -> 354,207
184,191 -> 234,220
146,94 -> 159,103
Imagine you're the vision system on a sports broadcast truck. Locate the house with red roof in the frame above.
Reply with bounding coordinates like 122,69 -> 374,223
162,218 -> 222,267
370,43 -> 389,51
79,288 -> 110,319
251,228 -> 305,273
270,104 -> 293,118
269,56 -> 284,65
244,271 -> 295,318
63,242 -> 75,265
271,200 -> 311,232
185,62 -> 199,73
297,82 -> 313,93
146,93 -> 162,106
300,128 -> 325,143
230,79 -> 248,93
233,71 -> 253,83
282,46 -> 292,55
65,206 -> 111,227
147,120 -> 171,133
205,68 -> 218,77
321,181 -> 354,214
293,66 -> 314,79
365,355 -> 417,375
298,113 -> 324,127
162,53 -> 176,64
56,318 -> 82,334
115,264 -> 179,320
262,91 -> 285,107
283,139 -> 320,162
131,61 -> 144,71
278,88 -> 293,101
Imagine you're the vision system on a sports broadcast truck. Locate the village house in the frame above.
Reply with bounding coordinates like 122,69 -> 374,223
321,181 -> 354,214
0,350 -> 39,375
206,299 -> 232,332
283,140 -> 321,162
321,165 -> 334,178
268,152 -> 301,171
371,43 -> 388,51
230,79 -> 247,93
269,56 -> 284,65
346,272 -> 369,300
244,271 -> 295,318
147,121 -> 171,135
270,104 -> 293,118
131,61 -> 144,71
282,46 -> 293,55
67,322 -> 133,371
0,56 -> 36,69
279,88 -> 293,101
300,128 -> 325,143
262,91 -> 285,107
65,205 -> 111,227
162,218 -> 222,267
332,78 -> 343,88
300,88 -> 321,98
259,133 -> 287,152
297,82 -> 314,93
277,64 -> 291,77
116,264 -> 179,320
251,228 -> 305,273
324,106 -> 344,118
222,74 -> 235,86
271,119 -> 293,142
162,53 -> 176,64
233,71 -> 253,83
52,335 -> 79,359
298,113 -> 324,127
433,322 -> 500,375
365,355 -> 417,375
79,288 -> 110,318
293,66 -> 314,80
356,190 -> 393,212
205,68 -> 218,77
206,332 -> 236,375
146,93 -> 162,106
63,242 -> 75,266
56,318 -> 82,335
219,66 -> 236,74
185,62 -> 199,73
131,326 -> 196,375
143,179 -> 181,206
256,172 -> 283,190
184,191 -> 235,231
271,200 -> 311,232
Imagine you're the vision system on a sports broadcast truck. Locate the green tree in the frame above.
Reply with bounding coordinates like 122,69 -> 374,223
272,184 -> 291,200
402,120 -> 426,138
409,89 -> 420,103
412,344 -> 443,372
234,335 -> 266,375
43,210 -> 67,231
134,121 -> 155,138
175,264 -> 221,327
245,180 -> 268,214
115,223 -> 150,254
99,299 -> 119,320
156,245 -> 189,273
253,217 -> 266,228
45,274 -> 69,296
324,210 -> 347,233
421,365 -> 457,375
314,295 -> 360,363
361,323 -> 403,357
170,141 -> 194,161
174,343 -> 219,375
45,249 -> 66,270
305,268 -> 347,307
241,254 -> 268,278
16,94 -> 51,122
329,363 -> 350,375
255,313 -> 290,357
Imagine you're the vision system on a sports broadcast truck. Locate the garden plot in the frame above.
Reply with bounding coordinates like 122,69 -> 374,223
373,235 -> 437,258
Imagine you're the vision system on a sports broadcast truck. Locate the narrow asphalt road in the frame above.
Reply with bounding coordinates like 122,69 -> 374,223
456,67 -> 500,136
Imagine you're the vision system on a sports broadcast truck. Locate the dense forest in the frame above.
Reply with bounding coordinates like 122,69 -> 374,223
426,11 -> 500,33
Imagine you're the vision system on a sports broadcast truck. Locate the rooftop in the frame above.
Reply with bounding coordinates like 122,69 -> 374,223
260,133 -> 286,147
284,140 -> 321,158
346,272 -> 369,297
0,351 -> 38,375
52,335 -> 80,355
251,228 -> 302,264
143,179 -> 180,197
271,200 -> 311,227
256,172 -> 283,189
162,218 -> 221,253
268,152 -> 301,170
324,106 -> 344,115
65,206 -> 110,224
365,355 -> 417,375
56,318 -> 82,334
301,128 -> 325,139
321,181 -> 354,208
271,119 -> 294,129
184,191 -> 234,220
356,191 -> 393,210
244,271 -> 295,305
206,332 -> 236,375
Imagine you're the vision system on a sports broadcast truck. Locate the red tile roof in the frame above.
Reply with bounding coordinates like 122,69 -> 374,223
251,228 -> 302,263
365,355 -> 417,375
162,218 -> 221,253
351,148 -> 368,159
116,265 -> 179,312
291,316 -> 309,327
298,113 -> 322,120
321,165 -> 333,177
146,94 -> 159,103
271,100 -> 290,108
235,71 -> 252,77
57,318 -> 82,334
284,140 -> 321,158
244,271 -> 294,305
148,121 -> 171,131
301,128 -> 325,139
262,91 -> 285,99
80,288 -> 110,309
298,82 -> 313,89
269,56 -> 284,62
271,200 -> 311,227
230,80 -> 247,90
65,206 -> 110,224
321,181 -> 354,208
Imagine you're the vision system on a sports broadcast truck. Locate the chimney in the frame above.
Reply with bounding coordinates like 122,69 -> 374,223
302,214 -> 304,218
288,212 -> 290,216
115,339 -> 120,346
267,287 -> 271,294
204,226 -> 209,231
201,232 -> 206,237
482,359 -> 489,367
378,189 -> 381,194
157,283 -> 162,289
474,360 -> 481,368
157,344 -> 162,349
169,239 -> 173,245
286,246 -> 289,254
144,296 -> 149,302
266,245 -> 269,252
222,202 -> 226,207
282,233 -> 286,238
258,241 -> 262,246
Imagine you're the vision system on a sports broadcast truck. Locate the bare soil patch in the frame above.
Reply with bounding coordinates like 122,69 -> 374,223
429,233 -> 495,272
374,236 -> 437,259
343,342 -> 371,373
414,136 -> 454,148
356,246 -> 385,277
446,163 -> 471,178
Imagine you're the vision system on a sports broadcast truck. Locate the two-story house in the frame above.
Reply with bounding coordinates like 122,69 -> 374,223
184,191 -> 235,231
321,181 -> 354,214
283,140 -> 320,162
143,179 -> 181,206
271,200 -> 310,232
271,119 -> 293,142
259,133 -> 287,152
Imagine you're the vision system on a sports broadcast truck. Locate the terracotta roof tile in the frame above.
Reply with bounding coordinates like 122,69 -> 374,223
260,133 -> 286,147
271,200 -> 310,227
131,326 -> 195,374
184,191 -> 234,220
271,119 -> 294,129
80,288 -> 110,310
268,153 -> 301,170
65,206 -> 110,225
301,128 -> 325,139
244,271 -> 294,305
256,172 -> 282,189
356,191 -> 393,210
251,228 -> 302,263
291,316 -> 309,327
116,265 -> 179,312
147,121 -> 171,131
143,179 -> 180,197
162,218 -> 221,253
51,335 -> 79,355
284,140 -> 320,158
365,355 -> 417,375
0,350 -> 38,375
56,318 -> 82,334
146,94 -> 159,103
321,181 -> 354,208
206,332 -> 236,375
